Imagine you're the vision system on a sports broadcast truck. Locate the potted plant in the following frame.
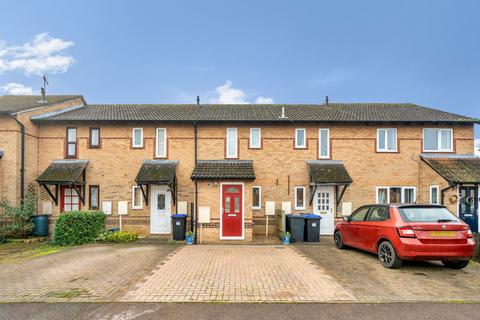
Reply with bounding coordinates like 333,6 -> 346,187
281,231 -> 291,245
185,231 -> 194,245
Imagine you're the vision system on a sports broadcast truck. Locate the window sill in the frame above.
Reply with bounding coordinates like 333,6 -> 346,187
131,207 -> 143,210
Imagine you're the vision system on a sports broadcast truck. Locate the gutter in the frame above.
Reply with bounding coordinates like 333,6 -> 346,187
8,114 -> 25,203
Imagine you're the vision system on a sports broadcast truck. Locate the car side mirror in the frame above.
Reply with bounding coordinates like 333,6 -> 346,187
342,215 -> 350,222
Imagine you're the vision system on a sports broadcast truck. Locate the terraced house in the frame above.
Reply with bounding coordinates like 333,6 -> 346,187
0,95 -> 479,242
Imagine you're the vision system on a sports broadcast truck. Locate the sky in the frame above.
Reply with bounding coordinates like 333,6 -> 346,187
0,0 -> 479,145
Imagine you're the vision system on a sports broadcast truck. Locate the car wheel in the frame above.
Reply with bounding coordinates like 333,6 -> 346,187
334,231 -> 346,249
378,241 -> 403,269
442,260 -> 470,269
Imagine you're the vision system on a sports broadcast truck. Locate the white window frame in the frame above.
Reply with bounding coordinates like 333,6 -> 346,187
423,128 -> 453,152
376,128 -> 398,152
155,128 -> 167,158
318,128 -> 330,159
249,128 -> 261,149
252,186 -> 262,210
226,128 -> 238,158
294,186 -> 306,210
132,185 -> 143,209
295,128 -> 306,149
430,185 -> 440,205
375,186 -> 417,204
132,128 -> 143,148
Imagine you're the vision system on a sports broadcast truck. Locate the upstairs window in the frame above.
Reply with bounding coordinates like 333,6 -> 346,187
318,129 -> 330,158
89,127 -> 100,148
156,128 -> 167,158
226,128 -> 238,158
250,128 -> 261,149
252,186 -> 261,209
132,128 -> 143,148
423,128 -> 453,152
66,127 -> 77,158
377,128 -> 397,152
295,128 -> 306,149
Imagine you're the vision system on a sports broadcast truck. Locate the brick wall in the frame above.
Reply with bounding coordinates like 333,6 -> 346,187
7,116 -> 477,242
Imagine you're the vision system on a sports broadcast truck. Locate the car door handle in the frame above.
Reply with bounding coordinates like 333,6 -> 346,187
375,227 -> 381,231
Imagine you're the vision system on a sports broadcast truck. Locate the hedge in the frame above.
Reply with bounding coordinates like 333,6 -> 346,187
97,230 -> 138,243
53,211 -> 106,246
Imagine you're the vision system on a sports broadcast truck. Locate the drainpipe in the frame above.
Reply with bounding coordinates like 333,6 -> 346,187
441,184 -> 455,205
9,114 -> 25,203
193,120 -> 199,244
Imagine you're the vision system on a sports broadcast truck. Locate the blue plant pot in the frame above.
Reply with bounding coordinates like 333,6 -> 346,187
282,235 -> 291,245
185,235 -> 194,245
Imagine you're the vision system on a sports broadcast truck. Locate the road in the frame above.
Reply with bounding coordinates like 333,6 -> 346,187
1,303 -> 479,320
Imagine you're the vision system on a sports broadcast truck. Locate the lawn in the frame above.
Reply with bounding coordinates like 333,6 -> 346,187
0,241 -> 70,264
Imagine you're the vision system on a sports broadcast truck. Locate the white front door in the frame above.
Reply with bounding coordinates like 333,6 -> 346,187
313,186 -> 335,235
150,186 -> 171,234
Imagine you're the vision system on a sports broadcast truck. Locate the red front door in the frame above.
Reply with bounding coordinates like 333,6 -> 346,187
222,184 -> 243,238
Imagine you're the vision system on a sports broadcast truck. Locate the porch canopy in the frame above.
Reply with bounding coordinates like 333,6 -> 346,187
135,160 -> 178,206
307,160 -> 353,206
36,160 -> 89,205
191,160 -> 255,180
421,154 -> 480,184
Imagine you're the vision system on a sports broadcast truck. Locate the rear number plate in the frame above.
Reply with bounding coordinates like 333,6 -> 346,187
430,231 -> 456,237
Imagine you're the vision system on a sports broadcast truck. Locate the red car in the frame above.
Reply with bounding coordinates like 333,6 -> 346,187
334,204 -> 476,269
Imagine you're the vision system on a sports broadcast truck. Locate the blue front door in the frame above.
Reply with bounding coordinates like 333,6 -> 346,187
459,186 -> 478,233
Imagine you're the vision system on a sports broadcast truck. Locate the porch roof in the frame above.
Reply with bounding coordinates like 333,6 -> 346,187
135,160 -> 178,184
191,160 -> 255,180
36,160 -> 88,184
421,154 -> 480,184
308,160 -> 352,185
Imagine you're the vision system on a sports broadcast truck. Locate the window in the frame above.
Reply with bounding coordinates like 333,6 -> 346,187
156,128 -> 167,158
423,128 -> 453,152
318,129 -> 330,158
89,127 -> 100,148
294,186 -> 305,210
377,128 -> 397,152
89,185 -> 99,210
62,186 -> 80,212
250,128 -> 261,149
376,187 -> 417,204
399,207 -> 460,223
66,127 -> 77,158
252,186 -> 261,209
132,186 -> 143,209
226,128 -> 238,158
295,128 -> 306,149
132,128 -> 143,148
430,185 -> 439,204
349,206 -> 369,221
366,206 -> 389,221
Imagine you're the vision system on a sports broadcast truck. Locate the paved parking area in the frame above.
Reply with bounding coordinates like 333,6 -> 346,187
122,245 -> 354,302
0,242 -> 479,303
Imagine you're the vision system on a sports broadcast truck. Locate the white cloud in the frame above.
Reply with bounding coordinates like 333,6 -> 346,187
255,96 -> 274,104
0,33 -> 74,75
475,138 -> 480,156
210,80 -> 274,104
1,83 -> 34,95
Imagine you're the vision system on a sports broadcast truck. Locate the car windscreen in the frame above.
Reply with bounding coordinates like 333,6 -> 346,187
398,207 -> 460,223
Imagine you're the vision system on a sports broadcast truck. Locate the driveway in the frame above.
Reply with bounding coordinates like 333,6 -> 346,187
0,242 -> 479,303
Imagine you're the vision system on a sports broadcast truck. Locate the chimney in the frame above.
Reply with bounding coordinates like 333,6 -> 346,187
325,96 -> 329,105
196,96 -> 200,105
39,87 -> 47,103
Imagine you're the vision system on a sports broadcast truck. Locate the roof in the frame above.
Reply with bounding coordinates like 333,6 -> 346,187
36,160 -> 88,184
308,160 -> 353,185
191,160 -> 255,180
135,160 -> 178,184
0,95 -> 84,114
30,103 -> 479,124
421,154 -> 480,184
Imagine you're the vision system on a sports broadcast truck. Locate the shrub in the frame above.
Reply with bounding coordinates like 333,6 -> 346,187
53,211 -> 106,246
97,230 -> 138,243
0,192 -> 35,238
